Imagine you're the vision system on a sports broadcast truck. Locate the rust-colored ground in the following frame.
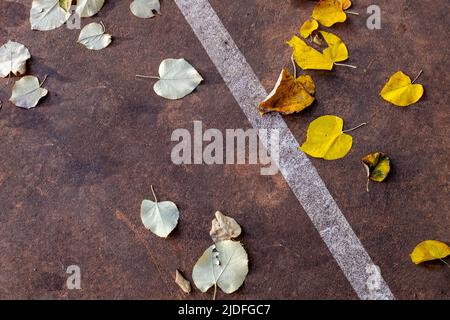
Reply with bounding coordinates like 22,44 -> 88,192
0,0 -> 448,299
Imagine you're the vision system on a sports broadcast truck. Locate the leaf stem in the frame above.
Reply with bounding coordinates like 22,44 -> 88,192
346,11 -> 360,15
291,54 -> 297,79
136,75 -> 160,80
343,122 -> 368,133
150,185 -> 158,202
334,62 -> 358,69
213,284 -> 217,300
39,74 -> 49,87
412,70 -> 423,84
440,259 -> 450,270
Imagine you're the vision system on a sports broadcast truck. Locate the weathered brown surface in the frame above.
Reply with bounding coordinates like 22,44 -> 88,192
0,0 -> 448,299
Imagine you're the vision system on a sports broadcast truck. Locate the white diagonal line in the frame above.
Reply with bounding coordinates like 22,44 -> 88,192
174,0 -> 394,300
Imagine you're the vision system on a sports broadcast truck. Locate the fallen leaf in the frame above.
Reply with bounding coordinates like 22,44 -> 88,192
362,152 -> 391,192
130,0 -> 161,18
10,75 -> 48,109
300,19 -> 319,38
259,68 -> 315,115
76,0 -> 104,18
140,186 -> 179,238
312,0 -> 347,27
30,0 -> 70,31
77,22 -> 112,50
137,58 -> 203,100
192,240 -> 248,299
380,71 -> 424,107
300,115 -> 366,160
339,0 -> 352,10
321,31 -> 348,63
175,270 -> 191,294
410,240 -> 450,265
59,0 -> 73,12
0,41 -> 31,78
288,36 -> 333,71
210,211 -> 242,243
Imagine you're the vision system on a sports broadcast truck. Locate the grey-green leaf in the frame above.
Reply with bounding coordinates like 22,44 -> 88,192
192,240 -> 249,295
77,22 -> 112,50
154,58 -> 203,100
140,196 -> 179,238
30,0 -> 70,31
10,75 -> 48,109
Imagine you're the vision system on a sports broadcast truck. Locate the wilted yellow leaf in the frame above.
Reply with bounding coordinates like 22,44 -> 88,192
321,31 -> 348,63
380,71 -> 424,107
362,152 -> 390,192
287,36 -> 333,71
410,240 -> 450,265
300,115 -> 354,160
259,68 -> 315,115
312,0 -> 347,27
300,19 -> 319,38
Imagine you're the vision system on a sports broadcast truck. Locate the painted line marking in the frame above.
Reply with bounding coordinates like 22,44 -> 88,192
174,0 -> 395,300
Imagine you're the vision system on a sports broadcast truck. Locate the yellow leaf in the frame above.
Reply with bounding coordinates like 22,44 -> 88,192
59,0 -> 73,12
287,36 -> 333,71
312,0 -> 347,27
259,68 -> 315,115
410,240 -> 450,265
321,31 -> 348,63
300,19 -> 319,38
300,115 -> 353,160
339,0 -> 352,10
380,71 -> 424,107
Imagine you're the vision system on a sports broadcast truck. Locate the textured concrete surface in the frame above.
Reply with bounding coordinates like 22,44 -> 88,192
0,0 -> 448,299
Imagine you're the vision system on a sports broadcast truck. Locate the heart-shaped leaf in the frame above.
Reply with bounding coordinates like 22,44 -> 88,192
321,31 -> 348,63
259,68 -> 315,115
300,115 -> 366,160
380,71 -> 424,107
30,0 -> 70,31
0,41 -> 31,78
140,186 -> 179,238
10,75 -> 48,109
76,0 -> 104,18
130,0 -> 161,18
192,240 -> 249,299
77,22 -> 112,50
312,0 -> 347,27
410,240 -> 450,265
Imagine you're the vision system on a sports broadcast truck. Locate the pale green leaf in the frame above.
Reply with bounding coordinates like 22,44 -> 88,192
192,240 -> 249,296
76,0 -> 104,18
77,22 -> 112,50
140,187 -> 179,238
153,58 -> 203,100
10,75 -> 48,109
130,0 -> 161,18
0,41 -> 31,78
30,0 -> 70,31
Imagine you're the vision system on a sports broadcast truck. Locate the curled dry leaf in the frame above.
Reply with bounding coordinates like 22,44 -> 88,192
175,270 -> 191,294
380,71 -> 424,107
30,0 -> 71,31
76,0 -> 105,18
362,152 -> 390,192
410,240 -> 450,265
210,211 -> 242,243
130,0 -> 161,18
0,41 -> 31,78
259,68 -> 315,115
140,186 -> 179,238
10,75 -> 48,109
300,19 -> 319,39
77,22 -> 112,50
192,240 -> 248,299
300,115 -> 366,160
312,0 -> 347,27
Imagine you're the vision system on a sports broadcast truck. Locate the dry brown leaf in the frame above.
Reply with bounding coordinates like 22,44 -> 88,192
209,211 -> 242,243
175,269 -> 191,294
